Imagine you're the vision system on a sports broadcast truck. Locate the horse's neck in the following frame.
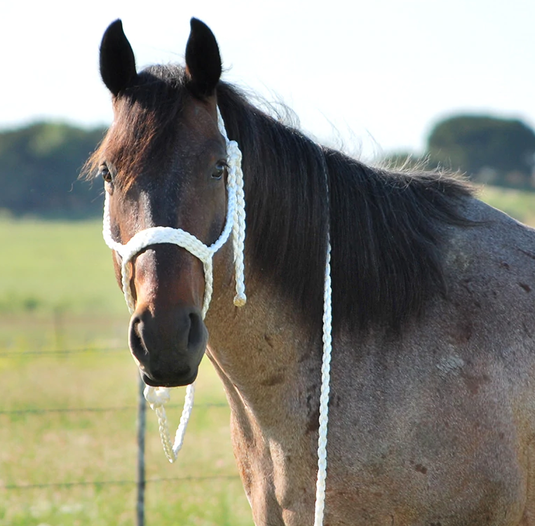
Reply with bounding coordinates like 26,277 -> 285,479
205,247 -> 321,421
204,247 -> 324,520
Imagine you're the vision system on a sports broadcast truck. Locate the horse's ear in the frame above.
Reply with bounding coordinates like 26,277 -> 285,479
185,18 -> 222,98
100,20 -> 137,96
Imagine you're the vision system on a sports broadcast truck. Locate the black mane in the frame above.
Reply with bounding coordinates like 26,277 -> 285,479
217,82 -> 473,335
93,65 -> 473,335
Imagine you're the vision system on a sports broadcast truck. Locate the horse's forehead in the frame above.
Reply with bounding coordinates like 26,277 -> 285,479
179,99 -> 221,141
105,92 -> 222,175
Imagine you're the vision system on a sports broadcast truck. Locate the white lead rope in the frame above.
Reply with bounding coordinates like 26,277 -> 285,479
102,107 -> 332,525
314,239 -> 332,526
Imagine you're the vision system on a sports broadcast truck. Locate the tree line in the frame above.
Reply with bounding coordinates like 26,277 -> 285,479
0,115 -> 533,219
0,122 -> 106,218
388,115 -> 535,189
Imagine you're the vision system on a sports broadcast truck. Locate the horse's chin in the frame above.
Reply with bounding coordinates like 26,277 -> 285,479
141,369 -> 198,388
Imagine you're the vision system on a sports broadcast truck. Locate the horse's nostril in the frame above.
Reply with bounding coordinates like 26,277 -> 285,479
129,315 -> 148,364
187,311 -> 206,352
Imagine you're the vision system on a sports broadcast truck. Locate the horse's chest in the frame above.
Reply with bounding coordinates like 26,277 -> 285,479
242,360 -> 527,525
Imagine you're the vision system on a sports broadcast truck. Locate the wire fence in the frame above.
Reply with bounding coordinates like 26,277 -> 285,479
0,342 -> 243,526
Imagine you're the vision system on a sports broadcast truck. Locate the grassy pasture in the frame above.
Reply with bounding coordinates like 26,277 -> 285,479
0,353 -> 253,525
0,217 -> 125,316
0,185 -> 532,525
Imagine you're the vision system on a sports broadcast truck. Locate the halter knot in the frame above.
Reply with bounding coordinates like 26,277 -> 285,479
143,385 -> 170,409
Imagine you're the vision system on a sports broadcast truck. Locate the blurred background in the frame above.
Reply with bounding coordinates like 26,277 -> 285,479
1,1 -> 534,525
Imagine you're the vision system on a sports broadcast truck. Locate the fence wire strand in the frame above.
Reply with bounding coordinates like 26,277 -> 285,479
0,403 -> 227,416
2,475 -> 240,491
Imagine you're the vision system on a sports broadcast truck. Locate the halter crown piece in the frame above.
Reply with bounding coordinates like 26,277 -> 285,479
102,108 -> 332,526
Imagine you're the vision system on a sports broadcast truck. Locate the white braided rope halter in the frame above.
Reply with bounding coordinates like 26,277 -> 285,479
103,109 -> 245,463
102,108 -> 332,525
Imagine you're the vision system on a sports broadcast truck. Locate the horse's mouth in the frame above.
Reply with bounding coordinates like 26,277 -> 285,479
141,369 -> 198,388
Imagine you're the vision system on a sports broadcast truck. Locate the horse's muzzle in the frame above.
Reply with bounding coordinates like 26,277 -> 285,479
128,305 -> 208,387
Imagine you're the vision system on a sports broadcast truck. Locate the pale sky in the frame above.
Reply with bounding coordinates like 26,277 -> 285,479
1,0 -> 533,160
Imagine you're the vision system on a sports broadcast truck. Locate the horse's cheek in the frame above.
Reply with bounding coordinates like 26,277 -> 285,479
112,251 -> 123,290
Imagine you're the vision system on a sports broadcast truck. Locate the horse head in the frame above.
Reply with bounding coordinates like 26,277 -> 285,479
97,19 -> 228,387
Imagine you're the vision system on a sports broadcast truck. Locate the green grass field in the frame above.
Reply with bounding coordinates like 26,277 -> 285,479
0,216 -> 125,316
0,352 -> 253,526
0,185 -> 532,525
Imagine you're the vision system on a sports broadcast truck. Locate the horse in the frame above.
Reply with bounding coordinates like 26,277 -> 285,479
89,17 -> 535,526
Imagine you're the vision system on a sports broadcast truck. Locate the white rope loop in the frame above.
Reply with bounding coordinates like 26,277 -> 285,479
143,383 -> 196,460
102,108 -> 246,463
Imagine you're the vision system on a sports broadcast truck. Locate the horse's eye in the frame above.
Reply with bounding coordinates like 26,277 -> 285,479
212,161 -> 227,180
99,164 -> 113,184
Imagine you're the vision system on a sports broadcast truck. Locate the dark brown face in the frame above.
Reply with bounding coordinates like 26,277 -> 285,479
96,18 -> 227,386
101,95 -> 228,387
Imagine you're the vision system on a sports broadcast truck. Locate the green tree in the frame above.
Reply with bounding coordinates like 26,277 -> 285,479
427,115 -> 535,188
0,121 -> 107,218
